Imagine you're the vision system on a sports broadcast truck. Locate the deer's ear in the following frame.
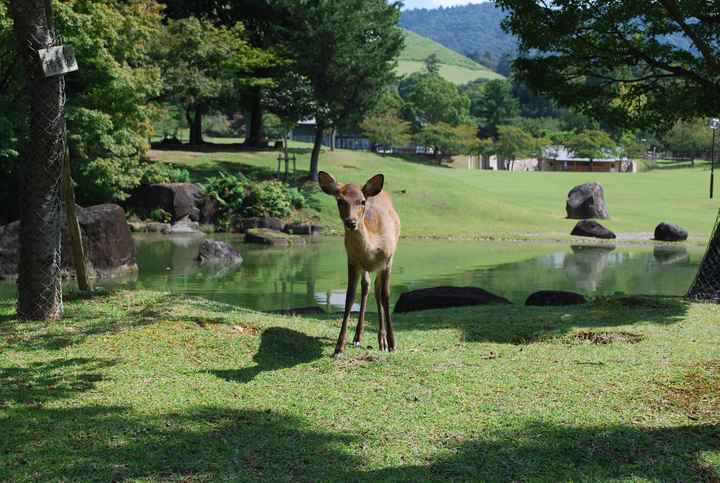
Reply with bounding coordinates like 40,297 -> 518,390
362,174 -> 384,198
318,171 -> 340,196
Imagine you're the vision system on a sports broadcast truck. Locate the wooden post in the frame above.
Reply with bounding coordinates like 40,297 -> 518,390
63,150 -> 91,291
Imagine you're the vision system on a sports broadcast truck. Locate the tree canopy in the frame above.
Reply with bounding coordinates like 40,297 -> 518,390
496,0 -> 720,130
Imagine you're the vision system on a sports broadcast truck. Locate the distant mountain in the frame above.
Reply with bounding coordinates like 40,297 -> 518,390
400,3 -> 517,66
398,29 -> 504,84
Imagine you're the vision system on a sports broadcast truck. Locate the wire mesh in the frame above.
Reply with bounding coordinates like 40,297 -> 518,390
688,209 -> 720,302
13,1 -> 66,320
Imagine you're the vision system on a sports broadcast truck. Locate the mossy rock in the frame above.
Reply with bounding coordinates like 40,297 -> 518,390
244,228 -> 306,247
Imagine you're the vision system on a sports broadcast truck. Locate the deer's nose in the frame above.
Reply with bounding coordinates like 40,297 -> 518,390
344,219 -> 358,230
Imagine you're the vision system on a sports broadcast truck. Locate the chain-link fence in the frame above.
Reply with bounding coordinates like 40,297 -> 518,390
688,209 -> 720,302
12,0 -> 66,320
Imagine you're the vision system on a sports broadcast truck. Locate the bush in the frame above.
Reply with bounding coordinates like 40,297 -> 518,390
244,181 -> 294,218
149,208 -> 172,223
141,162 -> 191,185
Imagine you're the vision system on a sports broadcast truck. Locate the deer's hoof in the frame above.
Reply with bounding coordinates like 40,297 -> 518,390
333,350 -> 345,360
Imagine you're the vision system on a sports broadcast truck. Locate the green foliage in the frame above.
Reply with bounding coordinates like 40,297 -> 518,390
141,163 -> 191,186
565,130 -> 617,159
149,208 -> 172,224
359,114 -> 412,151
201,172 -> 305,230
495,125 -> 544,159
497,0 -> 720,129
399,72 -> 470,128
400,3 -> 516,63
661,119 -> 714,158
244,181 -> 294,218
415,122 -> 479,157
469,79 -> 519,139
424,53 -> 441,75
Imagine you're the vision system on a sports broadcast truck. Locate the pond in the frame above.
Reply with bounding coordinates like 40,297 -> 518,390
0,235 -> 704,312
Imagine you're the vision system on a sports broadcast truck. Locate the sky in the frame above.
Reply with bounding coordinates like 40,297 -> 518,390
401,0 -> 488,10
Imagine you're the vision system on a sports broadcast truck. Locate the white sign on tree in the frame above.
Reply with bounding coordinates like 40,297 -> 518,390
38,45 -> 78,78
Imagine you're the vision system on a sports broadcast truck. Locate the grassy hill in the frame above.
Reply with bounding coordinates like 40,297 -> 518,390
398,29 -> 503,84
152,142 -> 719,243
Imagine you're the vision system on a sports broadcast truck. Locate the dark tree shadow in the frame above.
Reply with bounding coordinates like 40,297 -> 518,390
0,357 -> 115,406
209,327 -> 328,383
367,421 -> 720,482
395,296 -> 690,344
3,404 -> 718,481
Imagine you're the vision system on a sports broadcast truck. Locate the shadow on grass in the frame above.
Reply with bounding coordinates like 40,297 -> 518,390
395,296 -> 690,344
0,292 -> 179,352
0,357 -> 115,406
2,404 -> 718,481
209,327 -> 327,383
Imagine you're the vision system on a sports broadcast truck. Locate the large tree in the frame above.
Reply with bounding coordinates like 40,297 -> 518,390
496,0 -> 720,130
155,17 -> 273,145
282,0 -> 404,181
399,72 -> 470,129
468,79 -> 519,139
9,0 -> 64,320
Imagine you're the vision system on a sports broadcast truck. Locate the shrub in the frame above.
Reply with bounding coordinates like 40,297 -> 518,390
244,181 -> 294,218
149,208 -> 172,223
201,172 -> 250,231
141,162 -> 191,185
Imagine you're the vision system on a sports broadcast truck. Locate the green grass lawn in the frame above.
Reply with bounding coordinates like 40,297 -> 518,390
2,290 -> 720,481
151,144 -> 720,243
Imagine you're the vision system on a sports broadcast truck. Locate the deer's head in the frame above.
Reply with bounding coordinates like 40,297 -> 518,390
318,171 -> 384,232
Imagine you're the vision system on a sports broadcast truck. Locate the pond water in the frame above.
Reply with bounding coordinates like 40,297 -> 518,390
0,235 -> 704,312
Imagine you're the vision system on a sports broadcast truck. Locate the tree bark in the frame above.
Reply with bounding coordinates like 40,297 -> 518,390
186,106 -> 204,146
244,89 -> 266,147
309,125 -> 324,181
330,126 -> 337,151
10,0 -> 64,320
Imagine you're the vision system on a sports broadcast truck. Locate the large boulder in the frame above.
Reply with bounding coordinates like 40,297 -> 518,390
566,182 -> 609,219
0,204 -> 136,279
394,286 -> 511,313
654,222 -> 688,242
525,290 -> 587,306
128,183 -> 203,222
197,240 -> 243,264
571,220 -> 616,239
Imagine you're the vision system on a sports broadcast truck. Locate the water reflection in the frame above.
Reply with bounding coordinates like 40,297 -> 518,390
0,236 -> 703,311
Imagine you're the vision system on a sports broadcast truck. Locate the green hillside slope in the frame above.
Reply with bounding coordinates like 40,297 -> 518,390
398,29 -> 503,84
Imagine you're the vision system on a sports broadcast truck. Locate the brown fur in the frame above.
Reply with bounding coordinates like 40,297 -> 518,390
318,171 -> 401,355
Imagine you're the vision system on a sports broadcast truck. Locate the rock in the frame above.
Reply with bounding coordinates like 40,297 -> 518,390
525,290 -> 587,306
1,204 -> 137,279
164,218 -> 201,234
283,222 -> 323,236
146,222 -> 172,233
394,286 -> 511,313
654,222 -> 688,242
128,222 -> 147,233
566,182 -> 609,219
197,240 -> 243,264
199,197 -> 220,225
245,228 -> 306,247
571,220 -> 616,239
127,183 -> 203,222
234,216 -> 284,233
271,306 -> 326,316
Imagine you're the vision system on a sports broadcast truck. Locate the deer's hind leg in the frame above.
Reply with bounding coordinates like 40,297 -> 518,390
353,271 -> 371,347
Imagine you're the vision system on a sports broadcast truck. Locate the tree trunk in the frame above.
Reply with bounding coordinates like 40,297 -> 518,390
10,0 -> 64,320
187,106 -> 204,146
309,125 -> 324,182
330,127 -> 337,151
244,89 -> 266,147
63,152 -> 91,292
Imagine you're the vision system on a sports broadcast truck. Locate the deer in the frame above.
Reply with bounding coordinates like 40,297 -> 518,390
318,171 -> 401,357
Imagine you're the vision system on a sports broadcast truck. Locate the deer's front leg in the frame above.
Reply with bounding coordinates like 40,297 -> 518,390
335,263 -> 359,357
353,271 -> 371,347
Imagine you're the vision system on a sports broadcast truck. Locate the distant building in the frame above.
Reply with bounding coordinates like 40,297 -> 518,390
290,119 -> 371,150
539,145 -> 636,173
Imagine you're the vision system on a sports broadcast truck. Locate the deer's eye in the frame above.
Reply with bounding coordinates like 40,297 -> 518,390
361,200 -> 366,206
